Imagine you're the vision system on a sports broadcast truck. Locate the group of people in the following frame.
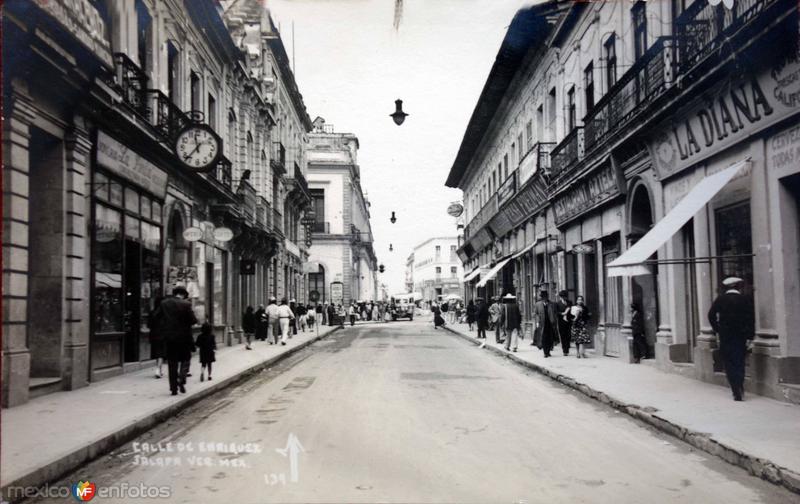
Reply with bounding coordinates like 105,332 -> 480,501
242,297 -> 314,349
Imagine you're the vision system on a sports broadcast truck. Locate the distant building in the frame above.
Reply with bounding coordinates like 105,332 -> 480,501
405,253 -> 415,293
411,237 -> 463,303
306,117 -> 378,304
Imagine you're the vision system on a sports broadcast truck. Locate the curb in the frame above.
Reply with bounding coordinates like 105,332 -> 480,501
444,326 -> 800,496
1,327 -> 341,502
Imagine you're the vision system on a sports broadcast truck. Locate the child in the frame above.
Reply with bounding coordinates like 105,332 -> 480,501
195,319 -> 217,382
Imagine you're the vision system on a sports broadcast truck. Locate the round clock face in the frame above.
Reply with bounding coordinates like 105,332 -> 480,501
175,125 -> 221,172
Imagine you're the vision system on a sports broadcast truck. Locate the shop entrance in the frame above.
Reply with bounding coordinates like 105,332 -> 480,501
630,185 -> 658,357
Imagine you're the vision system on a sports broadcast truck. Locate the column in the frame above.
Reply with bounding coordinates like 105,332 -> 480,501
693,206 -> 718,381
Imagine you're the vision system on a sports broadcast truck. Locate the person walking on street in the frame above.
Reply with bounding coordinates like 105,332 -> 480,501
278,298 -> 295,345
489,296 -> 504,343
327,303 -> 336,326
466,300 -> 477,331
297,303 -> 308,332
148,296 -> 165,379
556,290 -> 573,356
708,277 -> 754,401
306,304 -> 316,329
337,304 -> 346,328
432,302 -> 446,329
570,295 -> 592,359
348,303 -> 357,326
266,297 -> 280,345
289,300 -> 298,336
630,303 -> 648,363
152,286 -> 197,395
195,318 -> 216,382
534,290 -> 559,357
255,304 -> 268,342
476,298 -> 489,340
502,294 -> 522,352
242,306 -> 256,350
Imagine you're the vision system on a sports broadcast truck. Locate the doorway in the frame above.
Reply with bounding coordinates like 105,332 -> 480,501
629,184 -> 658,358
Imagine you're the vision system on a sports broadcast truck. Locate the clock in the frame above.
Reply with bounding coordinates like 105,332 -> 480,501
174,124 -> 222,173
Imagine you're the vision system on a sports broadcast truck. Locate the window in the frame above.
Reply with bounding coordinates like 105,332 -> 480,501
517,133 -> 524,162
526,121 -> 533,150
450,245 -> 457,261
504,153 -> 509,179
436,267 -> 442,274
167,41 -> 179,104
135,0 -> 151,72
537,104 -> 544,140
435,245 -> 441,258
208,94 -> 217,131
492,170 -> 497,194
511,143 -> 516,167
311,189 -> 326,232
605,34 -> 617,90
567,86 -> 576,132
547,88 -> 557,138
584,62 -> 595,112
498,162 -> 503,181
632,2 -> 647,62
190,71 -> 200,112
450,266 -> 457,278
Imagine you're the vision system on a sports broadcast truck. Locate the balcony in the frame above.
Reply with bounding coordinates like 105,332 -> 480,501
293,163 -> 310,198
550,127 -> 584,181
464,195 -> 498,240
256,196 -> 271,229
518,142 -> 555,186
312,221 -> 330,234
148,89 -> 191,141
271,142 -> 286,175
583,37 -> 675,153
273,208 -> 283,235
113,53 -> 148,117
210,155 -> 232,191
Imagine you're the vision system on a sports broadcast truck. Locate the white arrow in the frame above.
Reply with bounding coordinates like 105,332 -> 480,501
275,433 -> 305,483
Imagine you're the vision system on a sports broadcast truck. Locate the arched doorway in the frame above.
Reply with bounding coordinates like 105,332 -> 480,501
629,183 -> 658,357
168,209 -> 189,267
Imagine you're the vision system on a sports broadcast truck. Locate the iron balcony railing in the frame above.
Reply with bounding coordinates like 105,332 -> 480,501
210,155 -> 232,191
518,141 -> 556,184
293,162 -> 310,197
148,89 -> 192,141
583,37 -> 676,154
464,195 -> 498,239
676,0 -> 779,75
256,196 -> 270,229
113,53 -> 148,117
271,142 -> 286,174
549,127 -> 584,181
313,221 -> 330,233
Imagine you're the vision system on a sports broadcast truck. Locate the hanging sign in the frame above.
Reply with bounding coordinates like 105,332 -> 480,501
213,227 -> 234,242
447,202 -> 464,218
572,244 -> 595,254
182,227 -> 203,242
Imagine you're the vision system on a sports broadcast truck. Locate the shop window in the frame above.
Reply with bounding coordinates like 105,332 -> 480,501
605,34 -> 617,91
715,202 -> 754,290
93,204 -> 123,333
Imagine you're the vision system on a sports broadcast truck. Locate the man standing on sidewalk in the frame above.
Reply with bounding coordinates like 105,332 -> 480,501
489,296 -> 503,344
556,290 -> 573,356
278,298 -> 296,345
266,296 -> 280,345
152,285 -> 197,395
502,294 -> 522,352
534,290 -> 559,358
708,277 -> 754,401
476,298 -> 490,340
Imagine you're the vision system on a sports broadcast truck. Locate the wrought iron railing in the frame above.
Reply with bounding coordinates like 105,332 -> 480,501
675,0 -> 777,75
464,195 -> 498,239
256,196 -> 270,228
210,155 -> 232,190
113,53 -> 148,117
148,89 -> 191,141
271,142 -> 286,174
293,162 -> 310,197
550,127 -> 584,180
583,37 -> 675,153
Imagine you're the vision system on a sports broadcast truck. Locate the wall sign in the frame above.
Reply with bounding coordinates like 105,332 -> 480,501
213,227 -> 234,242
330,281 -> 344,305
553,164 -> 620,225
648,53 -> 800,180
496,172 -> 517,207
97,131 -> 169,199
182,227 -> 203,242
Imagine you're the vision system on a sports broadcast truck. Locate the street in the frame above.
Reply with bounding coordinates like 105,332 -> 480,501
26,319 -> 795,504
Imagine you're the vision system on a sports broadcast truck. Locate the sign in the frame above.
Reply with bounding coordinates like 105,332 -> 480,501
309,290 -> 320,302
447,201 -> 464,218
330,281 -> 344,305
182,227 -> 203,242
213,227 -> 234,242
572,244 -> 594,254
768,122 -> 800,172
97,132 -> 169,199
497,172 -> 517,207
553,164 -> 620,225
649,53 -> 800,180
492,173 -> 550,237
35,0 -> 113,67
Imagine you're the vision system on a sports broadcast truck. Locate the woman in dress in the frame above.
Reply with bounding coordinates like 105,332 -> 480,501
254,304 -> 268,342
432,303 -> 446,329
570,296 -> 591,358
466,300 -> 477,331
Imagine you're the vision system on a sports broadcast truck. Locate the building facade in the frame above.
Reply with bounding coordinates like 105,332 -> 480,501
410,237 -> 463,303
448,0 -> 800,403
2,0 -> 312,407
306,118 -> 378,305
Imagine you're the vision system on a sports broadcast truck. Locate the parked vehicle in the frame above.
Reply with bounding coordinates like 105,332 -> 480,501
390,293 -> 416,321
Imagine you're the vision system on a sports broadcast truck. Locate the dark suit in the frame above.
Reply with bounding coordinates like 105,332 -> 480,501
708,291 -> 754,400
502,302 -> 522,351
477,301 -> 490,339
534,300 -> 559,356
555,299 -> 572,355
152,296 -> 197,393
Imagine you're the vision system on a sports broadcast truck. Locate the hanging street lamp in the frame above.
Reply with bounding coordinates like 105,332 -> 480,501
390,211 -> 397,224
390,99 -> 408,126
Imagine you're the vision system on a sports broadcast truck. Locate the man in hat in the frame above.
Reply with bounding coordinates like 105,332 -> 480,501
556,290 -> 573,356
708,277 -> 755,401
502,293 -> 522,352
534,290 -> 559,357
152,285 -> 197,395
265,296 -> 281,345
476,297 -> 490,340
489,296 -> 504,344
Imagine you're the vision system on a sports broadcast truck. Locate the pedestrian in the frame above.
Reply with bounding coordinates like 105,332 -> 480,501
489,296 -> 504,343
327,303 -> 336,326
278,298 -> 295,345
195,318 -> 216,382
708,277 -> 754,401
502,293 -> 522,352
432,302 -> 446,329
289,299 -> 298,336
371,302 -> 380,322
466,300 -> 477,331
630,303 -> 648,363
242,306 -> 256,350
297,303 -> 307,332
317,303 -> 325,326
477,298 -> 489,340
570,295 -> 592,359
533,290 -> 559,357
556,290 -> 573,356
441,300 -> 449,324
265,297 -> 280,344
148,295 -> 165,379
255,304 -> 268,342
337,304 -> 346,328
306,304 -> 316,329
348,302 -> 357,326
151,286 -> 197,395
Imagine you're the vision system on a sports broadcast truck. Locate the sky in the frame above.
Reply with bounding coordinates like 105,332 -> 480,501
268,0 -> 535,293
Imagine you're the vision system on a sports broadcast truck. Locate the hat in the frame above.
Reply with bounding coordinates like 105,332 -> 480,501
503,293 -> 516,299
172,285 -> 189,297
290,298 -> 296,303
269,296 -> 277,302
722,276 -> 743,286
558,290 -> 569,298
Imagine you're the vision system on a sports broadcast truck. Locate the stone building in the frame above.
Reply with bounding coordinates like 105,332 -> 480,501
411,237 -> 463,304
306,117 -> 378,305
449,0 -> 800,403
2,0 -> 311,407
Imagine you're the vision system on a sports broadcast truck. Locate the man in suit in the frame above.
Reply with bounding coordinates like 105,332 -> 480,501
534,290 -> 559,358
708,277 -> 755,401
152,285 -> 197,395
555,290 -> 573,356
502,293 -> 522,352
476,298 -> 490,340
489,296 -> 504,343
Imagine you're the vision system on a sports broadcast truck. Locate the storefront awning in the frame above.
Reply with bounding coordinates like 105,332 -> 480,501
477,257 -> 512,288
608,159 -> 750,277
513,242 -> 536,259
462,263 -> 490,283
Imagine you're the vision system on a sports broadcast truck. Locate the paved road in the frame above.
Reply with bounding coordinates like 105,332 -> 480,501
28,320 -> 795,503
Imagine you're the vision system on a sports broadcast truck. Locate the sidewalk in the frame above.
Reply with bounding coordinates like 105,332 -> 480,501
444,322 -> 800,495
1,324 -> 340,495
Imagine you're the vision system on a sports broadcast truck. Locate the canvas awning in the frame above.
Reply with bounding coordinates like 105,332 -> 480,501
462,263 -> 489,283
477,257 -> 512,288
608,159 -> 750,277
513,242 -> 536,259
